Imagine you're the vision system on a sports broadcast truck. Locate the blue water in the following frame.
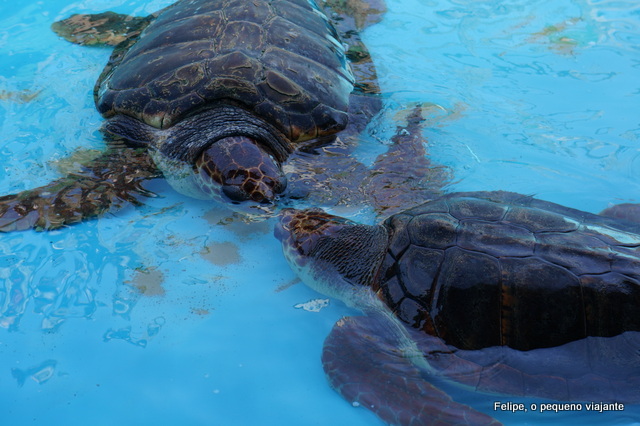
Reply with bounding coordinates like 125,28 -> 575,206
0,0 -> 639,425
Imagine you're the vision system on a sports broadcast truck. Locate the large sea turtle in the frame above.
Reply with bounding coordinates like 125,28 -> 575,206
276,190 -> 640,425
0,0 -> 395,232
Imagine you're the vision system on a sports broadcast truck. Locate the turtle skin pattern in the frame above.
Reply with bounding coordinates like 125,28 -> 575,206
96,0 -> 355,141
376,190 -> 640,352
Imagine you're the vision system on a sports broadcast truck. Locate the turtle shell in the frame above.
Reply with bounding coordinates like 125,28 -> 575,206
375,190 -> 640,351
95,0 -> 354,142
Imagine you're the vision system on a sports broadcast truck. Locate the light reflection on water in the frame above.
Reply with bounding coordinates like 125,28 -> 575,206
0,0 -> 639,424
366,0 -> 640,211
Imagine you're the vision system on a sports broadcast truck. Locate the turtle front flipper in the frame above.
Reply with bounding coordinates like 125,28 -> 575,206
0,144 -> 161,232
51,12 -> 154,46
322,315 -> 500,425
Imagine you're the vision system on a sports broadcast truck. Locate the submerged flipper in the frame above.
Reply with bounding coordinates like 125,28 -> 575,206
323,0 -> 386,31
600,203 -> 640,225
321,0 -> 386,95
285,103 -> 450,212
322,315 -> 500,425
0,144 -> 161,232
51,12 -> 153,46
366,104 -> 451,216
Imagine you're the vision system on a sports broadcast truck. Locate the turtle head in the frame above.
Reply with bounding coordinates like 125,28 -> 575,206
195,136 -> 287,206
276,208 -> 357,261
275,208 -> 389,305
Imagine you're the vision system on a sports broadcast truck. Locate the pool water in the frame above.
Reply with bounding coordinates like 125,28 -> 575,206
0,0 -> 639,424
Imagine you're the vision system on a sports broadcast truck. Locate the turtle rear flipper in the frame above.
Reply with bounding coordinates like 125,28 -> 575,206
443,331 -> 640,403
322,0 -> 386,95
0,145 -> 160,232
322,315 -> 500,425
366,104 -> 451,216
51,12 -> 154,46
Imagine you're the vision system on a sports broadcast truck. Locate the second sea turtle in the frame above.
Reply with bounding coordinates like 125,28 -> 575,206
276,190 -> 640,424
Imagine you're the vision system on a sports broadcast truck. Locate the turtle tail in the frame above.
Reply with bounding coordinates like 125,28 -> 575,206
0,146 -> 160,232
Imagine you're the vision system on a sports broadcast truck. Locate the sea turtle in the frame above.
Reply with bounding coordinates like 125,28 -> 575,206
276,190 -> 640,425
0,0 -> 392,232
